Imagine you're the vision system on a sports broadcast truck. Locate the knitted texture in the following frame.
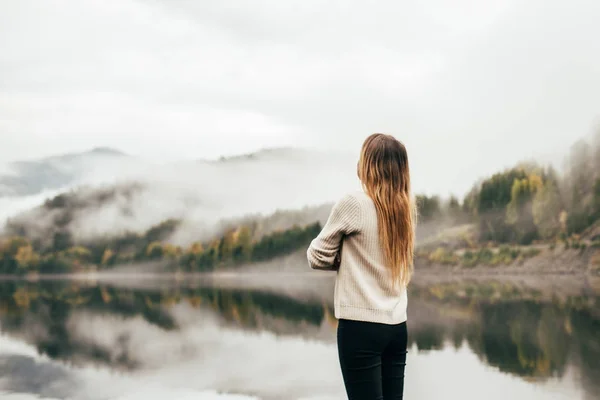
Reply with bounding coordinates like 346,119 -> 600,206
307,191 -> 408,325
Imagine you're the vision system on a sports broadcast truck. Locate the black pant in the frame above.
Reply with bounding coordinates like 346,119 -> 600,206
337,319 -> 407,400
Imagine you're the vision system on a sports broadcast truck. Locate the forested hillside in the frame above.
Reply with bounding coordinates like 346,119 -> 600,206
0,215 -> 321,275
1,132 -> 599,275
416,131 -> 600,245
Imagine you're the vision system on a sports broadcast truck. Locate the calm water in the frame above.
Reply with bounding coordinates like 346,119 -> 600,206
0,274 -> 599,400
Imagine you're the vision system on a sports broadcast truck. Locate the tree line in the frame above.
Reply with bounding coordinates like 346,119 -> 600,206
0,219 -> 322,275
416,131 -> 600,245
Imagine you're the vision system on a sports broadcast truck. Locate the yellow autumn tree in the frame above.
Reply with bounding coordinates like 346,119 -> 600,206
189,242 -> 204,255
14,244 -> 40,271
532,179 -> 563,239
506,175 -> 542,244
65,246 -> 92,262
234,226 -> 253,262
219,230 -> 237,262
162,243 -> 180,259
101,249 -> 115,266
146,241 -> 164,259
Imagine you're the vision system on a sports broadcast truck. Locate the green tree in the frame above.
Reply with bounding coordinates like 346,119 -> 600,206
446,196 -> 464,223
233,226 -> 253,262
462,185 -> 480,216
144,219 -> 181,244
52,231 -> 73,252
146,242 -> 165,260
180,242 -> 204,271
416,195 -> 442,221
591,128 -> 600,181
593,178 -> 600,220
218,230 -> 237,262
506,175 -> 542,244
38,254 -> 72,274
476,168 -> 529,242
532,179 -> 563,239
566,139 -> 594,210
197,240 -> 220,270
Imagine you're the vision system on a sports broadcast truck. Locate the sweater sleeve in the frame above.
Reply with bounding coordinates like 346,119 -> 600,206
307,194 -> 361,270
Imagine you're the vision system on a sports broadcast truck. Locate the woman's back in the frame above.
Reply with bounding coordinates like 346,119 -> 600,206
306,133 -> 414,399
307,190 -> 408,325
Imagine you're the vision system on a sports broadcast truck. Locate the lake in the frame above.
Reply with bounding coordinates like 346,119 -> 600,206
0,273 -> 598,400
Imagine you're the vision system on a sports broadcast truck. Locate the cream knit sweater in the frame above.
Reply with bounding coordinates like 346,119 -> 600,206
306,191 -> 408,325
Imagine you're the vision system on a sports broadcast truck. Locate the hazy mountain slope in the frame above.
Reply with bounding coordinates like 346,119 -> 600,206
1,147 -> 359,244
0,147 -> 133,197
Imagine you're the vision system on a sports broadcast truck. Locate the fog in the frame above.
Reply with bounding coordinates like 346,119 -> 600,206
5,131 -> 595,248
3,0 -> 600,200
2,148 -> 360,245
0,189 -> 66,232
0,148 -> 144,197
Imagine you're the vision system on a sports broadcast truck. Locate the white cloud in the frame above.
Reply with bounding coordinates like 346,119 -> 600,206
3,148 -> 361,243
0,189 -> 66,229
1,0 -> 600,196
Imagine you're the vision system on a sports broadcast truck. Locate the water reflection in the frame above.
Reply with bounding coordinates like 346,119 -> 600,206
0,276 -> 598,399
407,280 -> 600,400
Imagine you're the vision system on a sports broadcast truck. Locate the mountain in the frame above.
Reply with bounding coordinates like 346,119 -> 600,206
0,146 -> 357,198
1,146 -> 359,244
206,147 -> 319,164
0,147 -> 130,197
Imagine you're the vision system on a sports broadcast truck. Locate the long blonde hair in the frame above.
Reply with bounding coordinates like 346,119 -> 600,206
357,133 -> 417,286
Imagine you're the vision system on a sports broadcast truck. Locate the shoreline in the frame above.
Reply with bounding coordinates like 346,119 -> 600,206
0,264 -> 597,282
0,242 -> 598,285
2,266 -> 599,307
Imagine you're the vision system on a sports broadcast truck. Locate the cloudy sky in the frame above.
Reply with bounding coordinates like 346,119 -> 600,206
1,0 -> 600,195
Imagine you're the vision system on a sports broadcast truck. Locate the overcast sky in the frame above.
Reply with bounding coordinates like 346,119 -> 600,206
1,0 -> 600,196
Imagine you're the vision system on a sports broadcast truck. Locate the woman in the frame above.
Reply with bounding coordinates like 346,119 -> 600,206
307,133 -> 416,399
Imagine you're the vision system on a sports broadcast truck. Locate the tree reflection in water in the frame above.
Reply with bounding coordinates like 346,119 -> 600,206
0,278 -> 598,399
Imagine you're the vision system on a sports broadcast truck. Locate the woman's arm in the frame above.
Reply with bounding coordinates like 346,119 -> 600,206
307,194 -> 360,271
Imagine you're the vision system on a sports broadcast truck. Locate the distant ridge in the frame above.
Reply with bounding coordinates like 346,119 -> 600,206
199,146 -> 329,164
0,147 -> 130,197
0,144 -> 352,201
87,147 -> 127,156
